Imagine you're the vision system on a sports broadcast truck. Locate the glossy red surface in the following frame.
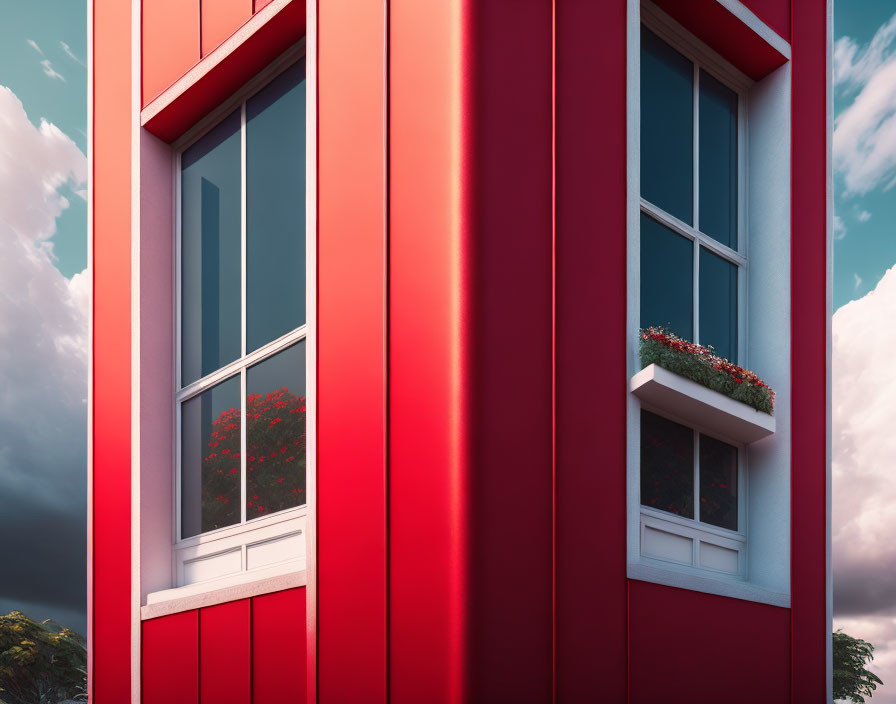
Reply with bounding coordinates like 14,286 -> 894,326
142,0 -> 306,142
464,3 -> 554,700
142,611 -> 199,704
628,581 -> 791,703
653,0 -> 789,80
791,0 -> 830,698
253,589 -> 307,703
201,0 -> 252,57
91,1 -> 132,701
317,1 -> 387,702
554,0 -> 629,699
200,600 -> 252,704
142,0 -> 200,105
389,1 -> 470,700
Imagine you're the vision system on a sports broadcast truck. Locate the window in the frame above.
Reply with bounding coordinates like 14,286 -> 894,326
640,25 -> 743,363
637,22 -> 747,577
175,58 -> 307,587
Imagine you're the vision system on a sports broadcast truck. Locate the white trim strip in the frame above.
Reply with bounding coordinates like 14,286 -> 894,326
716,0 -> 792,60
142,568 -> 307,620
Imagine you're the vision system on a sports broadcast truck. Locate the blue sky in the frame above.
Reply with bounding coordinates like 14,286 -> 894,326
834,3 -> 896,309
0,0 -> 87,279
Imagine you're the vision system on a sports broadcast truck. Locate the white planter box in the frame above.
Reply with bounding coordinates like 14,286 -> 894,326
630,364 -> 775,444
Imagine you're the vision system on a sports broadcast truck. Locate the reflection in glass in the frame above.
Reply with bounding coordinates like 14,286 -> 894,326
246,341 -> 306,519
181,375 -> 241,539
699,70 -> 738,249
699,247 -> 737,362
699,434 -> 738,530
641,213 -> 694,340
641,25 -> 694,225
181,110 -> 242,386
641,410 -> 694,519
247,60 -> 307,353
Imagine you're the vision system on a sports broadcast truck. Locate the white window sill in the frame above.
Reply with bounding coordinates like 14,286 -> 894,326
142,562 -> 306,620
627,561 -> 790,608
630,363 -> 775,444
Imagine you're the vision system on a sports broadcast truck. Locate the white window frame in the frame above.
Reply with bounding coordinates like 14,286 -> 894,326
635,4 -> 751,582
171,43 -> 309,588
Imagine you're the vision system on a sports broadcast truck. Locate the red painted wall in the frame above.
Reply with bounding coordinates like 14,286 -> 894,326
317,0 -> 388,702
791,0 -> 830,698
741,0 -> 791,40
628,582 -> 791,703
91,0 -> 133,701
201,0 -> 252,57
141,588 -> 306,704
554,0 -> 629,700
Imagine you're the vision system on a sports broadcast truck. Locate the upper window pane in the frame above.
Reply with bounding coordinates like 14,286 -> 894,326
699,434 -> 738,531
699,70 -> 738,249
641,26 -> 693,225
641,213 -> 693,340
246,60 -> 307,353
641,410 -> 694,519
181,111 -> 242,386
699,247 -> 737,362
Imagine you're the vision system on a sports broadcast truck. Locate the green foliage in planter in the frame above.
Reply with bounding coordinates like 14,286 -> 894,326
833,630 -> 883,702
0,611 -> 86,704
639,327 -> 775,415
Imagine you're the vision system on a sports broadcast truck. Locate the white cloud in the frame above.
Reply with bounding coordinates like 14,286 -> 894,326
835,214 -> 847,240
834,13 -> 896,195
0,85 -> 87,517
854,272 -> 863,290
40,58 -> 65,82
60,41 -> 85,68
858,209 -> 873,222
834,264 -> 896,700
26,38 -> 44,56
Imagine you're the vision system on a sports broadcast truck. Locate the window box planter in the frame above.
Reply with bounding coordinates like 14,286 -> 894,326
631,364 -> 775,444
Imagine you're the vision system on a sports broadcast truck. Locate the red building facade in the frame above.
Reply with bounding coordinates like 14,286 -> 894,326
90,0 -> 831,701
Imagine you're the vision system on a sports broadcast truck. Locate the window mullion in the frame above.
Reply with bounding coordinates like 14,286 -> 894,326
693,62 -> 699,232
694,432 -> 700,524
240,103 -> 247,526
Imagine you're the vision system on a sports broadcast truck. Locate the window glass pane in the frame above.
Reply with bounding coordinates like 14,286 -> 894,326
699,247 -> 737,362
181,375 -> 241,539
641,26 -> 693,224
641,410 -> 694,519
699,70 -> 738,249
246,341 -> 306,520
641,213 -> 693,340
699,434 -> 738,530
246,60 -> 306,352
181,111 -> 242,386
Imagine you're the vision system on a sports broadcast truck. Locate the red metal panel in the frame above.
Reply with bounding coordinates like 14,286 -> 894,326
91,1 -> 132,701
142,0 -> 200,106
252,588 -> 306,704
317,0 -> 387,701
201,0 -> 253,57
200,600 -> 251,704
741,0 -> 791,41
255,0 -> 274,11
143,1 -> 306,143
390,1 -> 471,700
628,581 -> 791,703
142,611 -> 200,704
554,0 -> 629,699
464,3 -> 554,701
652,0 -> 788,81
790,0 -> 830,699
